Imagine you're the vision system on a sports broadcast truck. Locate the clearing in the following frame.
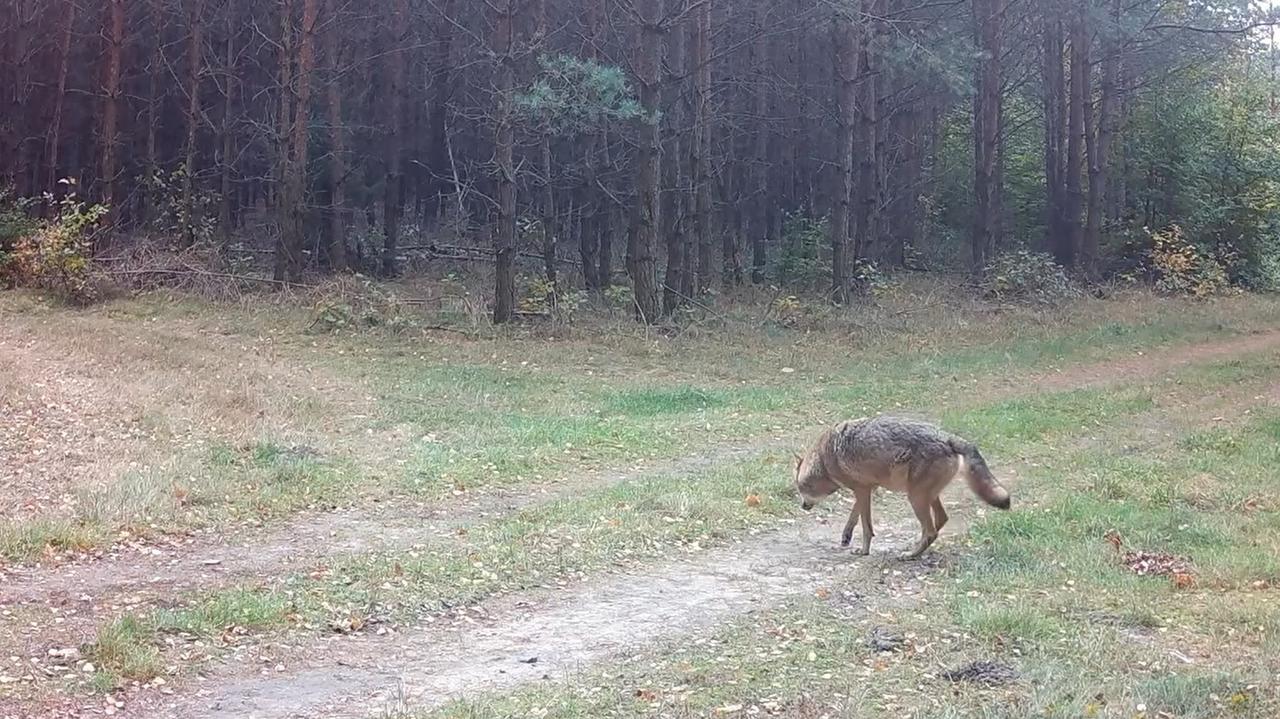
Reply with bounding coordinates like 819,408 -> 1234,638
1,286 -> 1278,719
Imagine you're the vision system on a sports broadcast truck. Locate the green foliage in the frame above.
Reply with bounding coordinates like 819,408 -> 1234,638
775,212 -> 828,287
309,278 -> 414,333
146,165 -> 219,245
516,54 -> 643,134
0,187 -> 39,287
1148,225 -> 1233,298
1124,64 -> 1280,291
518,275 -> 587,322
8,191 -> 108,304
981,249 -> 1081,305
602,283 -> 634,309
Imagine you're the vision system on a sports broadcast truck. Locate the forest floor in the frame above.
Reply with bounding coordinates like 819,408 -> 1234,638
1,284 -> 1279,719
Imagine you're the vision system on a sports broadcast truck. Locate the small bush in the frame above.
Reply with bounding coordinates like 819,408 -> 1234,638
0,188 -> 39,288
776,212 -> 828,288
1149,225 -> 1233,298
8,192 -> 108,304
309,277 -> 414,333
982,249 -> 1081,305
519,275 -> 587,323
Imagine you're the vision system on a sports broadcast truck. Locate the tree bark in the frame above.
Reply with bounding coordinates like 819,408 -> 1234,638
491,0 -> 517,323
852,0 -> 879,264
381,0 -> 409,277
324,0 -> 347,271
750,0 -> 770,284
1083,0 -> 1120,278
274,0 -> 317,282
45,0 -> 74,196
145,0 -> 165,224
426,0 -> 457,224
971,0 -> 1001,275
1063,7 -> 1087,270
218,0 -> 237,244
628,0 -> 663,323
535,0 -> 556,290
181,0 -> 205,248
1043,11 -> 1067,263
691,0 -> 713,294
662,15 -> 687,314
829,9 -> 856,303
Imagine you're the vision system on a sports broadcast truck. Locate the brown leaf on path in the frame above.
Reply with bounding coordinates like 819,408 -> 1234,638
745,494 -> 762,507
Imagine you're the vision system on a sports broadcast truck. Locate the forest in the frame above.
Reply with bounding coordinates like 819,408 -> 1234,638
2,0 -> 1279,321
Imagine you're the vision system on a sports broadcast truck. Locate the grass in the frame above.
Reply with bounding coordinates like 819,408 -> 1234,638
81,383 -> 1173,684
408,364 -> 1280,719
3,289 -> 1278,564
6,287 -> 1280,707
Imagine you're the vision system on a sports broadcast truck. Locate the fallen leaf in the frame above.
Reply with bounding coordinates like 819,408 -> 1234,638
745,494 -> 762,508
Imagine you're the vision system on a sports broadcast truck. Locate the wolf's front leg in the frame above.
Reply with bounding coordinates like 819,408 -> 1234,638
854,487 -> 873,555
840,497 -> 860,547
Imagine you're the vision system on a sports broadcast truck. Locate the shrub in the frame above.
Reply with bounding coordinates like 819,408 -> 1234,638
8,193 -> 108,304
981,249 -> 1081,305
1148,225 -> 1232,298
776,212 -> 828,288
0,188 -> 39,288
309,277 -> 414,333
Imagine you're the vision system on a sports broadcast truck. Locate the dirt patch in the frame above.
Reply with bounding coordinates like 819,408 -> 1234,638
0,312 -> 380,520
1022,328 -> 1280,393
132,510 -> 943,719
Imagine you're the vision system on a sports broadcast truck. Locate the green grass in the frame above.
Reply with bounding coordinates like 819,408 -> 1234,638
0,518 -> 106,562
80,382 -> 1185,688
406,362 -> 1280,719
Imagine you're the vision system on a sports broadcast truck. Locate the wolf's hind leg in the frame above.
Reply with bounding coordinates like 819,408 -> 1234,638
903,490 -> 938,560
931,497 -> 949,532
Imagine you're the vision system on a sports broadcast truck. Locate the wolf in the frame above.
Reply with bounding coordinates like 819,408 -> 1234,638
792,415 -> 1011,559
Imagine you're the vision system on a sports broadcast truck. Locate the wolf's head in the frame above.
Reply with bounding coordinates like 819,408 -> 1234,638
793,451 -> 838,511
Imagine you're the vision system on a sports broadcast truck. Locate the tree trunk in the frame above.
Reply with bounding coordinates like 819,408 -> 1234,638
272,0 -> 295,282
535,0 -> 556,290
218,1 -> 237,244
274,0 -> 317,282
628,0 -> 663,323
852,0 -> 879,264
578,0 -> 605,292
1043,12 -> 1067,263
145,0 -> 165,224
324,0 -> 347,270
691,0 -> 713,294
100,0 -> 125,235
1063,7 -> 1087,270
970,0 -> 1001,275
491,0 -> 516,323
829,9 -> 856,303
45,0 -> 74,196
426,0 -> 457,224
1083,0 -> 1120,278
750,0 -> 770,284
662,17 -> 687,314
182,0 -> 205,248
382,0 -> 409,277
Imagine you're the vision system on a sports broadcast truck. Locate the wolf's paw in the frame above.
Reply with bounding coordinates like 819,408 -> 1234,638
852,547 -> 870,556
840,534 -> 852,547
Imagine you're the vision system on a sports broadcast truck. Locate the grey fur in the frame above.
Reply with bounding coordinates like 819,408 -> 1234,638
793,414 -> 1011,558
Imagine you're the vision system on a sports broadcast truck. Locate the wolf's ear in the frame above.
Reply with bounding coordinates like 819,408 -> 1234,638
792,452 -> 803,470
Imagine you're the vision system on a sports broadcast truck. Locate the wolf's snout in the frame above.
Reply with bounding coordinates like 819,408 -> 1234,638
800,500 -> 815,511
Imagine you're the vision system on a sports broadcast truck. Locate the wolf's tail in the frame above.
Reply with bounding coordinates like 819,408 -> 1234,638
949,438 -> 1011,510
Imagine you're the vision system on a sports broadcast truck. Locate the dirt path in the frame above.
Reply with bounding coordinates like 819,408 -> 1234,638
146,509 -> 943,719
1021,327 -> 1280,392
